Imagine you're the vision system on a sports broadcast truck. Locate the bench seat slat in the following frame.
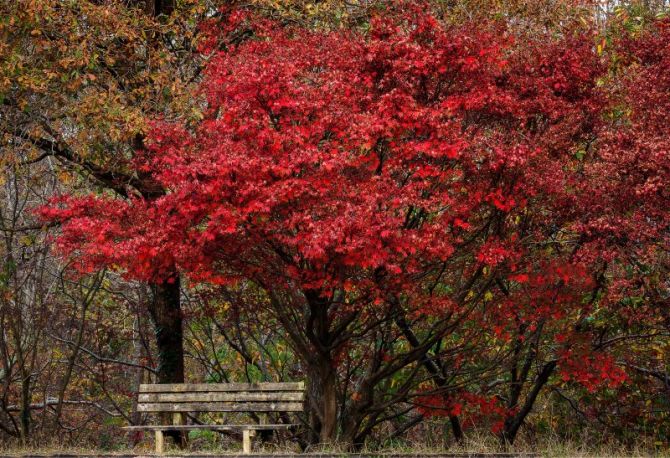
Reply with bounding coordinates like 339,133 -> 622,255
122,424 -> 296,431
137,401 -> 304,412
139,382 -> 304,393
138,392 -> 303,403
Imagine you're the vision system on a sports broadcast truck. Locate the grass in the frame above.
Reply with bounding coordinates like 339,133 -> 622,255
0,431 -> 667,457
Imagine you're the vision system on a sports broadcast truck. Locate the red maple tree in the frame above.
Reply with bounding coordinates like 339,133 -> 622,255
39,4 -> 669,445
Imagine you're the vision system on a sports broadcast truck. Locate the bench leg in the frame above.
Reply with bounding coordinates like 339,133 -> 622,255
242,429 -> 254,454
155,430 -> 164,455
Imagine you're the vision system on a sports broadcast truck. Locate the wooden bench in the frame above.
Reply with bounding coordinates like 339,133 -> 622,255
123,382 -> 305,454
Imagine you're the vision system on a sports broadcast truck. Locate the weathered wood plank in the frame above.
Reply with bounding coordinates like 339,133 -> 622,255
137,401 -> 304,412
123,424 -> 296,431
139,382 -> 304,393
138,392 -> 304,403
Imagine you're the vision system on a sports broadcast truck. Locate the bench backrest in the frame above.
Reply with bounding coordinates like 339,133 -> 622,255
137,382 -> 305,413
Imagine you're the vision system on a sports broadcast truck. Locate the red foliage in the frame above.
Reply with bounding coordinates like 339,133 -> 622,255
417,390 -> 509,434
573,20 -> 670,272
40,5 -> 601,295
38,3 -> 670,420
559,350 -> 628,393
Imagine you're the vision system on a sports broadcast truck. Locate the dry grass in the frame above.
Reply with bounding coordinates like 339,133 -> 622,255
0,431 -> 667,457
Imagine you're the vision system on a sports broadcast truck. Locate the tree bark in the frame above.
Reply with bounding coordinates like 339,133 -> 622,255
147,276 -> 184,385
307,362 -> 338,444
140,0 -> 175,16
147,274 -> 186,447
297,290 -> 340,444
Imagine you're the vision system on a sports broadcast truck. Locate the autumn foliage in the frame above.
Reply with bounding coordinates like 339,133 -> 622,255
41,5 -> 604,296
3,0 -> 670,450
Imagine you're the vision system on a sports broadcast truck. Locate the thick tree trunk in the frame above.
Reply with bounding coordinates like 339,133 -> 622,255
319,369 -> 338,443
148,276 -> 184,384
300,291 -> 340,445
147,274 -> 185,447
307,362 -> 338,444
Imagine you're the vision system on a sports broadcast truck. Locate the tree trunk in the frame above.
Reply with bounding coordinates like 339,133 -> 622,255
19,368 -> 30,444
148,276 -> 184,384
140,0 -> 175,16
307,362 -> 338,444
147,274 -> 185,447
500,360 -> 557,445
